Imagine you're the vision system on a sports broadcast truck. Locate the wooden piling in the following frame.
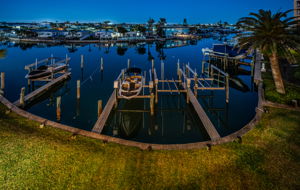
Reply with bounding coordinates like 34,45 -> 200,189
56,96 -> 61,121
226,75 -> 229,103
1,72 -> 5,91
98,100 -> 103,118
155,82 -> 158,104
81,55 -> 84,69
101,57 -> 104,71
77,80 -> 80,99
35,58 -> 38,69
177,61 -> 180,76
151,59 -> 154,73
127,59 -> 131,68
194,71 -> 198,97
65,54 -> 68,65
113,82 -> 118,109
20,87 -> 25,107
186,79 -> 191,104
150,93 -> 154,116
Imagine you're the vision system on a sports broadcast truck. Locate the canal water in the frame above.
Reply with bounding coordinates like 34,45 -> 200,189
0,36 -> 258,144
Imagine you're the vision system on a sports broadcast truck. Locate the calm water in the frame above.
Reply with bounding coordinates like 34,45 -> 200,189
0,36 -> 258,144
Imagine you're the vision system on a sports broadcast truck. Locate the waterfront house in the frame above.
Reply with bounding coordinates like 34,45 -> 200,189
162,26 -> 190,37
36,30 -> 57,38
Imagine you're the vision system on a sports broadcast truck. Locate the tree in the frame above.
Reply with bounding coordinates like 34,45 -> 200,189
116,26 -> 128,35
158,18 -> 167,26
131,25 -> 146,34
237,9 -> 300,94
157,18 -> 167,38
183,18 -> 188,26
147,18 -> 155,36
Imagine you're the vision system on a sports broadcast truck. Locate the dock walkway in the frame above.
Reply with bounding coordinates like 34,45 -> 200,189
92,90 -> 117,133
187,89 -> 220,140
14,72 -> 71,107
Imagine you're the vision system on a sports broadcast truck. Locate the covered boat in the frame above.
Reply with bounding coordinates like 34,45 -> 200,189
119,68 -> 143,99
25,63 -> 68,80
212,44 -> 247,59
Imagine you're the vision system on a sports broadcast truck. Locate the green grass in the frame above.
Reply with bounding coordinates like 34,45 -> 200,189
263,71 -> 300,104
0,104 -> 300,190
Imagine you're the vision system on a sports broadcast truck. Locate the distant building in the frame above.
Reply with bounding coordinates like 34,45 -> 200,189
162,26 -> 190,37
295,0 -> 300,21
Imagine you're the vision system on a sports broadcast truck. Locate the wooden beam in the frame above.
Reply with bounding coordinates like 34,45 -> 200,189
187,89 -> 220,140
14,72 -> 71,107
92,90 -> 117,133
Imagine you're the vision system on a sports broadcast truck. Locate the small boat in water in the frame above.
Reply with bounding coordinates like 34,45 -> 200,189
25,63 -> 68,80
119,68 -> 143,99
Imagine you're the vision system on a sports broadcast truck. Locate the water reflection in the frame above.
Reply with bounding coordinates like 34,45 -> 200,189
0,37 -> 258,144
0,49 -> 6,59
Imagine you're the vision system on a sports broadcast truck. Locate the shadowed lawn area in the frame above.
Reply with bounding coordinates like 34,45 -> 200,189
263,70 -> 300,105
0,103 -> 299,190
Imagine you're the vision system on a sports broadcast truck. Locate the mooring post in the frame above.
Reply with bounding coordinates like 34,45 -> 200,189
51,54 -> 53,65
101,57 -> 104,71
151,59 -> 154,73
56,96 -> 61,121
20,87 -> 25,107
77,80 -> 80,99
186,79 -> 191,104
114,82 -> 119,108
98,100 -> 103,118
177,60 -> 180,76
27,79 -> 31,87
149,81 -> 154,93
50,67 -> 54,80
122,69 -> 125,80
210,65 -> 214,78
127,59 -> 131,68
35,58 -> 38,69
194,70 -> 198,97
1,72 -> 5,92
155,81 -> 158,104
201,60 -> 205,74
81,55 -> 84,69
65,54 -> 68,64
226,75 -> 229,103
178,68 -> 182,81
150,93 -> 155,116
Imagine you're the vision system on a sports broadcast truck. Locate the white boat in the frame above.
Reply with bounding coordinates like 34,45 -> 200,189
119,68 -> 143,99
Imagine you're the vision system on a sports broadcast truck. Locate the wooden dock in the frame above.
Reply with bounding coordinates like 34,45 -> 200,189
14,72 -> 71,107
187,89 -> 220,140
92,90 -> 117,133
91,61 -> 228,139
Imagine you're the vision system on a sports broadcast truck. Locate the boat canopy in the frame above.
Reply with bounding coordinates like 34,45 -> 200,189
213,44 -> 247,57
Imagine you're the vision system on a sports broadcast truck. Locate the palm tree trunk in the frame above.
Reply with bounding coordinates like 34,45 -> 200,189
269,52 -> 285,94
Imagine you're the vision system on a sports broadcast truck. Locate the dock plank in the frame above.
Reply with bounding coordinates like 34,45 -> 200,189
92,90 -> 117,133
187,89 -> 220,140
14,72 -> 71,107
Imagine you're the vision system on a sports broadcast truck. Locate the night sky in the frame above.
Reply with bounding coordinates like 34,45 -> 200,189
0,0 -> 293,23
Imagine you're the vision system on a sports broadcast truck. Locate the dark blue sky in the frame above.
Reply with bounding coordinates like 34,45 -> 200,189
0,0 -> 293,23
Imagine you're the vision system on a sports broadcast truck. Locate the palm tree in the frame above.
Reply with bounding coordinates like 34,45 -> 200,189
236,9 -> 300,94
147,18 -> 155,36
157,18 -> 167,38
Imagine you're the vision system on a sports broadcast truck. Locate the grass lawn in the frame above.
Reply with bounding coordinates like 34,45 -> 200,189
0,103 -> 299,190
263,71 -> 300,105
